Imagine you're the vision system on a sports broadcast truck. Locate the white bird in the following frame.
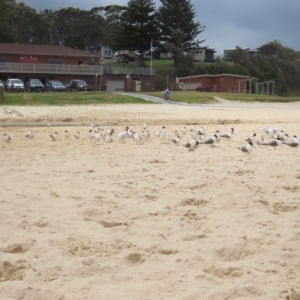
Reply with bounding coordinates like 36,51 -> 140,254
64,130 -> 70,138
220,128 -> 234,140
93,124 -> 100,133
214,130 -> 221,142
143,123 -> 148,130
277,130 -> 286,140
133,132 -> 143,144
100,128 -> 106,139
142,128 -> 150,141
91,132 -> 101,144
88,129 -> 94,140
261,138 -> 282,150
237,141 -> 255,155
291,135 -> 299,143
256,137 -> 265,147
190,129 -> 198,140
171,135 -> 181,145
245,132 -> 256,143
105,134 -> 113,143
159,126 -> 167,143
49,132 -> 58,141
107,127 -> 115,136
75,132 -> 80,140
3,133 -> 11,143
263,126 -> 277,138
117,130 -> 127,143
283,135 -> 299,148
155,130 -> 161,138
183,139 -> 200,151
280,134 -> 289,142
199,135 -> 218,146
181,126 -> 187,135
25,130 -> 34,139
126,128 -> 134,139
197,127 -> 205,136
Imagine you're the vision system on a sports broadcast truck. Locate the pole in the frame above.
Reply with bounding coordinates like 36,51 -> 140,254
150,39 -> 153,76
167,75 -> 169,88
95,73 -> 98,92
50,27 -> 52,45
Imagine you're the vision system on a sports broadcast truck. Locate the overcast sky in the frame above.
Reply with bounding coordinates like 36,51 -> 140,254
18,0 -> 300,56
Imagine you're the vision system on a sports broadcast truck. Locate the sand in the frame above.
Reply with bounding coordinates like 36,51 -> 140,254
1,101 -> 300,300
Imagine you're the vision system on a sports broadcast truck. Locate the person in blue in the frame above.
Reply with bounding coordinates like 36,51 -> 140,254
163,87 -> 171,102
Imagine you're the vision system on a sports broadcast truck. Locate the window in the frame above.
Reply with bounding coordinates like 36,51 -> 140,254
87,60 -> 96,66
49,59 -> 63,64
131,76 -> 141,81
0,57 -> 7,63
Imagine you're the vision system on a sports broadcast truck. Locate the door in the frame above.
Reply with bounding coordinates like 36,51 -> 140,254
106,80 -> 125,92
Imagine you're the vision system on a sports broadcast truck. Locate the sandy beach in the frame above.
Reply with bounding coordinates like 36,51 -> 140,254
1,101 -> 300,300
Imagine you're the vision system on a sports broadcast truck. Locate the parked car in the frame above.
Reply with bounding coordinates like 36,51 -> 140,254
25,78 -> 45,92
5,78 -> 25,92
45,80 -> 68,92
0,80 -> 4,91
66,79 -> 90,91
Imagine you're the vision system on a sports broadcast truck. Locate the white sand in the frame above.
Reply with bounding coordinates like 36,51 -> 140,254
1,101 -> 300,300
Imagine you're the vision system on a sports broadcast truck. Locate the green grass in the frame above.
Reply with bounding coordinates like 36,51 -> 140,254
142,91 -> 216,104
219,92 -> 300,102
0,91 -> 152,106
1,90 -> 299,106
142,91 -> 300,103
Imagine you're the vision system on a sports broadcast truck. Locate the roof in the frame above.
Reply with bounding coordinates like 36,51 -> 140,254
178,74 -> 249,80
0,43 -> 99,58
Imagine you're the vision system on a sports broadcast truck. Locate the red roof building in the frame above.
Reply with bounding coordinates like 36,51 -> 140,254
178,74 -> 249,93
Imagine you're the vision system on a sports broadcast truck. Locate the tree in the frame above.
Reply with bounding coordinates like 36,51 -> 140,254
0,0 -> 15,42
6,1 -> 39,44
157,0 -> 205,65
111,0 -> 159,64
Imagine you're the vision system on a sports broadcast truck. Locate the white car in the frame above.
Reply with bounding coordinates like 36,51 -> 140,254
6,78 -> 25,92
0,80 -> 4,90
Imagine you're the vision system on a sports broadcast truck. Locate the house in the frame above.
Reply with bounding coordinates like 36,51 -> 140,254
193,48 -> 216,62
177,74 -> 249,93
160,48 -> 216,62
160,51 -> 174,60
0,43 -> 101,86
0,43 -> 155,92
88,44 -> 113,60
223,47 -> 262,60
257,44 -> 278,59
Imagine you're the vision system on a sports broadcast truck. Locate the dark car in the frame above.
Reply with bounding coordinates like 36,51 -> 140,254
68,79 -> 90,91
25,79 -> 45,92
45,80 -> 68,92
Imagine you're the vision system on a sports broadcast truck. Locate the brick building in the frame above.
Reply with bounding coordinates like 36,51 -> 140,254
0,43 -> 154,91
177,74 -> 249,93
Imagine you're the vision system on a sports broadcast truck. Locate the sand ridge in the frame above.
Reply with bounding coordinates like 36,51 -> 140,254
1,103 -> 300,299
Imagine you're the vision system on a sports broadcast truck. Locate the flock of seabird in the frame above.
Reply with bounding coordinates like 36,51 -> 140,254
2,124 -> 299,155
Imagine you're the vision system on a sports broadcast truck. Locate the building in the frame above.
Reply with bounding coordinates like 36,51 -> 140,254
0,43 -> 154,92
193,48 -> 216,62
177,74 -> 249,93
223,47 -> 261,60
160,51 -> 174,60
0,43 -> 101,85
88,44 -> 113,60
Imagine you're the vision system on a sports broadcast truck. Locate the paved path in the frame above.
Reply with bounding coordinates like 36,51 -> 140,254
115,93 -> 300,110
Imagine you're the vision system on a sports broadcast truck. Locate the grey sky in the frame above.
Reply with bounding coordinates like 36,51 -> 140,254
18,0 -> 300,56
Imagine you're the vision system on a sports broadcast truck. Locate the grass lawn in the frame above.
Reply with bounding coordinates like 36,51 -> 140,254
1,90 -> 299,106
0,91 -> 153,106
142,91 -> 300,103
